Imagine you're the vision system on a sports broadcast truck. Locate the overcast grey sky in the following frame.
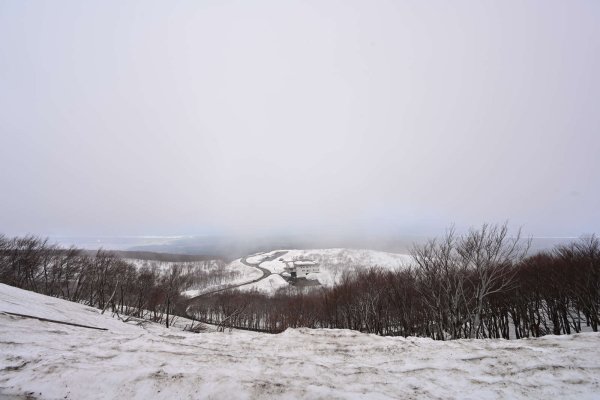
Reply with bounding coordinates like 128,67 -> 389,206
1,0 -> 599,238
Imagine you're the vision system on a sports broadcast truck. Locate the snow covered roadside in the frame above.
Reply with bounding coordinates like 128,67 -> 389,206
2,284 -> 600,400
181,259 -> 262,297
0,283 -> 139,333
244,251 -> 279,264
238,274 -> 289,294
121,258 -> 263,298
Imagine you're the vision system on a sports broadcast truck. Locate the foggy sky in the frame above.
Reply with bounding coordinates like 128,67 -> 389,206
1,0 -> 599,238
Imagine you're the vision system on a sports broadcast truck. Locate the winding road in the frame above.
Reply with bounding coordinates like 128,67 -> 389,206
184,251 -> 287,318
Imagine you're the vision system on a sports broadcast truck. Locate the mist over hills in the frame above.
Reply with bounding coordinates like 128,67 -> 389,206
52,233 -> 575,259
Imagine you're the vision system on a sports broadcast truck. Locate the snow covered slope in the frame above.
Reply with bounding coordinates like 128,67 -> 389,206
2,284 -> 600,399
183,249 -> 413,296
180,258 -> 262,297
259,248 -> 414,286
0,283 -> 139,333
238,274 -> 289,294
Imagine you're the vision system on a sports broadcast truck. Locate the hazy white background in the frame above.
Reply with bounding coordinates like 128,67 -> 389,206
1,0 -> 599,238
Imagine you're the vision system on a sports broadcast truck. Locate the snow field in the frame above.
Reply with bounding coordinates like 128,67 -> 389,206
260,248 -> 414,287
2,283 -> 600,399
180,259 -> 262,297
238,274 -> 289,294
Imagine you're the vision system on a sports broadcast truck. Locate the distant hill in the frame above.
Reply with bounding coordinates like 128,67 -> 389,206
54,234 -> 577,258
107,250 -> 223,263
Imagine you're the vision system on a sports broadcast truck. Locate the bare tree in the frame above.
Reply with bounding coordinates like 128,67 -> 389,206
456,223 -> 529,338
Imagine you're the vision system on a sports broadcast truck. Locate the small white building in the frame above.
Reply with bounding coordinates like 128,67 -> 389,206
282,260 -> 320,278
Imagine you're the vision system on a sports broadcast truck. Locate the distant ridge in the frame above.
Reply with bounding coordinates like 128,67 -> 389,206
84,250 -> 223,263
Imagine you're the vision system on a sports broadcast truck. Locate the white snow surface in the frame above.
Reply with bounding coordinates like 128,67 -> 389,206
180,259 -> 262,297
2,284 -> 600,399
244,252 -> 275,264
238,274 -> 289,294
260,248 -> 414,287
182,249 -> 413,296
122,258 -> 263,297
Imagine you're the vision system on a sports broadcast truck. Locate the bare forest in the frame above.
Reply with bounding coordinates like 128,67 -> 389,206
2,224 -> 599,340
0,235 -> 227,328
190,225 -> 600,339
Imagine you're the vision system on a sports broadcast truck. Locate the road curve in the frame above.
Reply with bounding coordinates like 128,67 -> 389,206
240,257 -> 272,280
184,252 -> 287,318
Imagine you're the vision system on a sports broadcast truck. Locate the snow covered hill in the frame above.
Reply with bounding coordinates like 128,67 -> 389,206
2,283 -> 600,399
180,249 -> 414,296
238,274 -> 289,294
180,258 -> 262,297
254,248 -> 414,287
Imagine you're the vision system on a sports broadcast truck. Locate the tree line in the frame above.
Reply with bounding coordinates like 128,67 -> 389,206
2,224 -> 598,340
0,234 -> 217,328
190,224 -> 599,339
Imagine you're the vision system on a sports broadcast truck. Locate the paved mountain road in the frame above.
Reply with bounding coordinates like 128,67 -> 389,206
184,251 -> 288,317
